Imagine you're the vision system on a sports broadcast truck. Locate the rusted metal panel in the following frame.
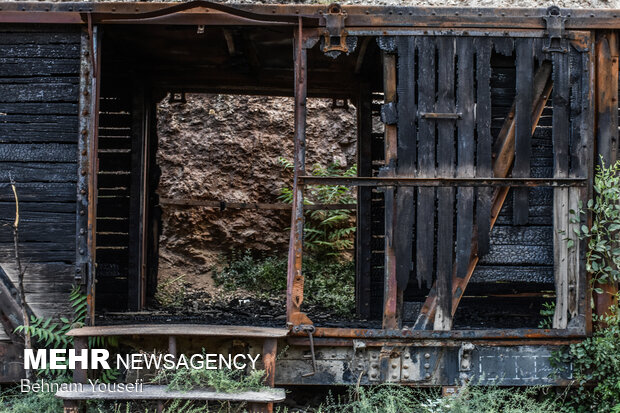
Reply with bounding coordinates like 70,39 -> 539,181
77,26 -> 100,325
286,21 -> 312,327
275,344 -> 571,386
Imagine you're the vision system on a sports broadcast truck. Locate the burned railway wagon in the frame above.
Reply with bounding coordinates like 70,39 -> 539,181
1,0 -> 620,406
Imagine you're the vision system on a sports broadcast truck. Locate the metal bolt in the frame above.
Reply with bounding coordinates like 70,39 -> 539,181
80,210 -> 85,216
403,353 -> 410,359
80,190 -> 86,195
82,129 -> 88,136
391,363 -> 397,369
403,374 -> 409,379
424,363 -> 430,369
391,374 -> 398,379
371,363 -> 378,369
83,90 -> 89,96
79,249 -> 84,255
403,365 -> 409,369
80,228 -> 85,235
425,373 -> 431,379
370,373 -> 377,378
424,353 -> 431,359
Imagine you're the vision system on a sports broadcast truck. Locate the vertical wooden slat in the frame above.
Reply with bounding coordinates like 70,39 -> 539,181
513,38 -> 534,225
416,36 -> 436,290
382,50 -> 400,329
128,78 -> 146,312
434,37 -> 456,331
552,49 -> 571,329
395,37 -> 416,292
455,37 -> 475,284
568,47 -> 584,322
356,85 -> 373,319
475,38 -> 493,258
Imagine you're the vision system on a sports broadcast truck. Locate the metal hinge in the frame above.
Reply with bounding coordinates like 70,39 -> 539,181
543,6 -> 568,53
321,4 -> 356,57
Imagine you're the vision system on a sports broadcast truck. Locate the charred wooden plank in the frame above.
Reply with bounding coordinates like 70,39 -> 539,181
434,36 -> 456,330
415,36 -> 436,293
382,49 -> 400,329
513,38 -> 535,225
0,163 -> 76,183
552,48 -> 571,329
0,143 -> 77,163
475,38 -> 493,257
455,37 -> 475,285
394,36 -> 415,292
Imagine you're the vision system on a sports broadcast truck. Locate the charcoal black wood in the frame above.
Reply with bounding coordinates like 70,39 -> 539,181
475,38 -> 493,257
513,38 -> 535,225
395,37 -> 416,291
415,36 -> 436,289
455,37 -> 475,280
435,36 -> 456,322
552,49 -> 570,177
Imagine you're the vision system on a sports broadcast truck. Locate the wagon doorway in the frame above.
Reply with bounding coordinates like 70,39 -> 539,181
350,31 -> 593,332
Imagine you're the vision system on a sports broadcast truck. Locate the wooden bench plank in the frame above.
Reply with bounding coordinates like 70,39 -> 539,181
56,385 -> 286,402
66,324 -> 289,338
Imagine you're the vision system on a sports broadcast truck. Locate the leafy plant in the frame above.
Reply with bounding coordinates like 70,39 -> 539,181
554,304 -> 620,413
213,251 -> 355,316
566,159 -> 620,292
538,301 -> 556,329
14,285 -> 119,383
314,383 -> 562,413
278,157 -> 357,255
151,359 -> 266,393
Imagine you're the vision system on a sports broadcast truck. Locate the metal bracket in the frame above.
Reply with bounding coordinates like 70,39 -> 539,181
543,6 -> 568,53
321,4 -> 349,55
292,324 -> 317,377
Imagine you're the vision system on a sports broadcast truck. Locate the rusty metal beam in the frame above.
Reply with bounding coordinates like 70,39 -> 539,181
2,4 -> 620,30
300,176 -> 584,187
299,326 -> 586,340
286,19 -> 312,327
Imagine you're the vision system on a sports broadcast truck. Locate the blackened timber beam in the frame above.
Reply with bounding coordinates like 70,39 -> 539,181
594,31 -> 619,326
127,78 -> 147,311
381,49 -> 400,330
355,84 -> 373,319
414,62 -> 553,330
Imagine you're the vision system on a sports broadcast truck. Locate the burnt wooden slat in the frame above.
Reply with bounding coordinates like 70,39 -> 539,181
0,143 -> 77,163
0,44 -> 80,59
0,102 -> 78,115
434,36 -> 456,330
0,162 -> 76,183
513,38 -> 535,225
0,83 -> 79,103
0,32 -> 80,45
356,87 -> 373,318
395,36 -> 416,292
0,182 -> 75,202
475,38 -> 493,257
415,36 -> 436,291
552,48 -> 571,329
0,59 -> 79,77
455,37 -> 475,283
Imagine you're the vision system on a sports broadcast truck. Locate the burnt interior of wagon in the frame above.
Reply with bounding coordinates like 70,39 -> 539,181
90,24 -> 590,332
